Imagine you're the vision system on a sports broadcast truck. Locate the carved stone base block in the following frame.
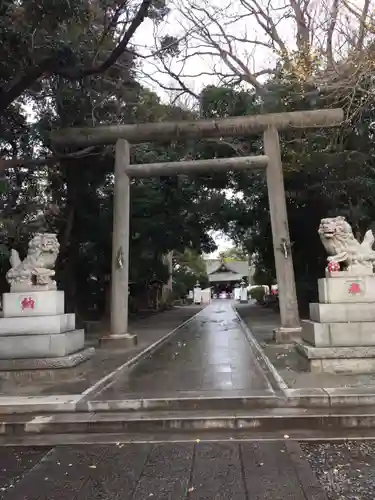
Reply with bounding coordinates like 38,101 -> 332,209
302,319 -> 375,347
273,326 -> 302,344
310,302 -> 375,323
0,314 -> 75,335
3,291 -> 64,317
318,276 -> 375,303
100,333 -> 138,348
0,347 -> 95,371
296,343 -> 375,374
297,274 -> 375,373
0,329 -> 85,359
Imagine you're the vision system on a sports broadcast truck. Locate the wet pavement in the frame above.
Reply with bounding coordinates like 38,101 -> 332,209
0,442 -> 326,499
99,301 -> 273,399
0,305 -> 203,397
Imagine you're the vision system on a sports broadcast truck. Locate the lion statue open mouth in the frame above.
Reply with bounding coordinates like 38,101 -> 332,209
318,216 -> 375,273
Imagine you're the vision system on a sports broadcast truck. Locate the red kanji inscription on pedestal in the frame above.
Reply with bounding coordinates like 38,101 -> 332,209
348,282 -> 361,295
20,297 -> 35,310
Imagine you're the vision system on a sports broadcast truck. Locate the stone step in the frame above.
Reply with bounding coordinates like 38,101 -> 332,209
0,395 -> 283,414
79,395 -> 284,412
6,427 -> 375,446
0,396 -> 81,414
4,388 -> 375,416
74,392 -> 375,411
4,407 -> 375,437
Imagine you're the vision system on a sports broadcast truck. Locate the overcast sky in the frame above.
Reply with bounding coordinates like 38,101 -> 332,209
130,0 -> 371,255
132,0 -> 273,100
131,2 -> 265,255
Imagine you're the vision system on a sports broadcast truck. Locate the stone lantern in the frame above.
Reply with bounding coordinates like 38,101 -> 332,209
193,281 -> 202,304
240,279 -> 248,304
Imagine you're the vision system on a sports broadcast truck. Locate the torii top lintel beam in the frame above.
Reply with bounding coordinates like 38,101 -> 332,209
51,108 -> 344,147
124,155 -> 268,177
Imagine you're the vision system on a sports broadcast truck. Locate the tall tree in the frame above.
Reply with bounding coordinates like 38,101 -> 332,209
219,247 -> 249,261
0,0 -> 160,116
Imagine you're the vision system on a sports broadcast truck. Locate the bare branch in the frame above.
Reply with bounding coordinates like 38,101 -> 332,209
326,0 -> 340,68
356,0 -> 371,49
0,146 -> 99,174
136,0 -> 375,121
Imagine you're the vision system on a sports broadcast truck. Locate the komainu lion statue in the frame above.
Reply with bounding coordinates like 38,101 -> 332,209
6,233 -> 60,292
318,216 -> 375,273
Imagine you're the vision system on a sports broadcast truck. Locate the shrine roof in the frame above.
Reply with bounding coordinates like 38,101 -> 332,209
205,259 -> 249,277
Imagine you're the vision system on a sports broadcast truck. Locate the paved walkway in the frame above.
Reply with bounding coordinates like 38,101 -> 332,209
100,301 -> 273,399
0,442 -> 327,499
0,306 -> 203,397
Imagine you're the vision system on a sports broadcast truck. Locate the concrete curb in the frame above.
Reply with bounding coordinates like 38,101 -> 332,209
6,407 -> 375,439
76,306 -> 206,404
0,395 -> 81,414
81,394 -> 282,412
232,305 -> 289,397
4,430 -> 375,447
5,388 -> 375,414
286,386 -> 375,408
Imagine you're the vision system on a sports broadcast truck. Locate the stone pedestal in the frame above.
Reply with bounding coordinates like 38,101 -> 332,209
100,333 -> 138,348
273,326 -> 302,344
297,274 -> 375,374
0,290 -> 94,370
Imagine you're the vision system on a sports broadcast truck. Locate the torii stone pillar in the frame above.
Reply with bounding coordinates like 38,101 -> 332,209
100,139 -> 137,347
264,127 -> 301,343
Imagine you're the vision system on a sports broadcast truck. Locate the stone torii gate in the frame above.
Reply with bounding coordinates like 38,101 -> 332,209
52,108 -> 344,345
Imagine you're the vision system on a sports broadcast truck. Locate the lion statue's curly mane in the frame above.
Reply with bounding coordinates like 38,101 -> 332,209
6,233 -> 60,292
318,216 -> 375,272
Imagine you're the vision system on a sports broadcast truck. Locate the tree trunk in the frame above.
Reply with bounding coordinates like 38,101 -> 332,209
58,160 -> 80,316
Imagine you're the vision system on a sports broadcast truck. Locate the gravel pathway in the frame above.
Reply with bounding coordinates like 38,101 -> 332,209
302,441 -> 375,500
